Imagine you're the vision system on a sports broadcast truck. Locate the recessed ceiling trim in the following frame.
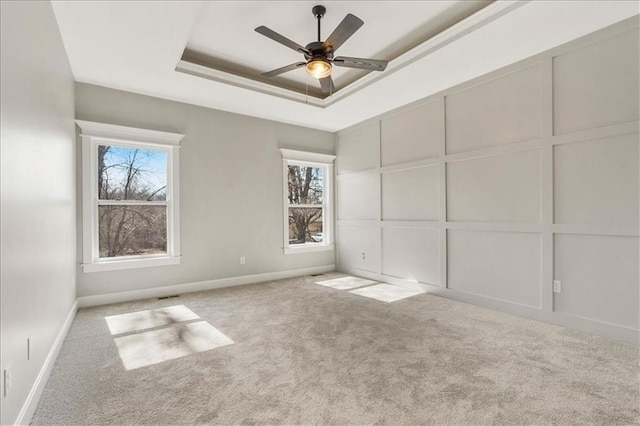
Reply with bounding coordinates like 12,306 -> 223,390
176,0 -> 527,109
176,59 -> 327,107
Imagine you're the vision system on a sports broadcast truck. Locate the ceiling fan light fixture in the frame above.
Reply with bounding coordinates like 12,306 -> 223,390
305,58 -> 332,79
257,5 -> 386,93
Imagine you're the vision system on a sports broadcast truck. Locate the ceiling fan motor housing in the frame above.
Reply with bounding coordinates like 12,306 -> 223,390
304,41 -> 333,60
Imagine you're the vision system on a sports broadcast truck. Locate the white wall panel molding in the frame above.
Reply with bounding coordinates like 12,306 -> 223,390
554,234 -> 639,330
336,168 -> 381,181
380,100 -> 440,166
550,120 -> 639,146
540,56 -> 554,313
336,121 -> 380,174
448,230 -> 542,308
336,17 -> 639,344
553,224 -> 639,238
445,222 -> 541,233
553,27 -> 639,135
379,158 -> 440,174
338,219 -> 381,225
444,138 -> 543,163
447,149 -> 541,223
336,224 -> 381,274
381,221 -> 441,229
334,16 -> 640,139
337,173 -> 380,220
440,59 -> 542,107
382,166 -> 439,221
445,63 -> 543,155
554,133 -> 639,226
437,94 -> 448,288
382,227 -> 440,286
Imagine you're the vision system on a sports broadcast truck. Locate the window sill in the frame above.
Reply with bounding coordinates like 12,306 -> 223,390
284,243 -> 334,255
82,255 -> 181,273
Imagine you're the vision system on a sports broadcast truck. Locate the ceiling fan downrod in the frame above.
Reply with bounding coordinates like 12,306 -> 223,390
312,5 -> 326,42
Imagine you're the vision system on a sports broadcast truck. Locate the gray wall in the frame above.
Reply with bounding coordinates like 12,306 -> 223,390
75,83 -> 335,298
336,17 -> 639,344
0,2 -> 77,424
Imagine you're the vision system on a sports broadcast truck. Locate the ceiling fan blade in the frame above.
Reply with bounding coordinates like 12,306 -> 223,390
319,76 -> 335,94
255,26 -> 310,55
333,56 -> 388,71
261,62 -> 306,78
324,14 -> 364,53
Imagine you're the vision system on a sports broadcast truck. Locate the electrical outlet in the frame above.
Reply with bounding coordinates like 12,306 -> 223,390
553,280 -> 562,293
361,252 -> 366,260
3,366 -> 11,398
240,256 -> 246,265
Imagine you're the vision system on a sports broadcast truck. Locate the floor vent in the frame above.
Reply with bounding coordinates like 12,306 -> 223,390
158,295 -> 180,300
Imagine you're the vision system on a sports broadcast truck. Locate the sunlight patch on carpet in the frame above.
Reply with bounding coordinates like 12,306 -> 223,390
349,283 -> 424,303
105,305 -> 200,335
113,321 -> 234,370
314,276 -> 378,290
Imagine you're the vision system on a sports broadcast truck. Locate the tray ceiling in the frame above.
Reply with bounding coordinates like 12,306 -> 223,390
51,1 -> 639,131
180,1 -> 492,99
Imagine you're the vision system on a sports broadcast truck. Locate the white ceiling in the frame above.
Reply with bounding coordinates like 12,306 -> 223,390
51,1 -> 639,132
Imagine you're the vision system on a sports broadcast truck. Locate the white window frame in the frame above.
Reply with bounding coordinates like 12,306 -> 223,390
280,149 -> 335,255
76,120 -> 184,272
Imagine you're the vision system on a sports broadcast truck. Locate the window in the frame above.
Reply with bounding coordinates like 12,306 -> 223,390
77,121 -> 184,272
280,149 -> 335,254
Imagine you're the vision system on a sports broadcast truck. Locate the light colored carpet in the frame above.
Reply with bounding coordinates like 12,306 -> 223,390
314,276 -> 379,290
350,283 -> 425,303
32,273 -> 639,425
105,304 -> 200,335
114,320 -> 234,370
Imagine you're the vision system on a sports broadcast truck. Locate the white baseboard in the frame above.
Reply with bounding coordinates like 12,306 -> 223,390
14,300 -> 78,426
338,266 -> 639,346
78,264 -> 335,308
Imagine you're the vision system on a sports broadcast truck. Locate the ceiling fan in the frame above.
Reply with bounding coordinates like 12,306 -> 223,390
255,5 -> 388,94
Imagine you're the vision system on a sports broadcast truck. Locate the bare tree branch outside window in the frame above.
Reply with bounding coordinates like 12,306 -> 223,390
287,165 -> 323,244
98,145 -> 168,258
